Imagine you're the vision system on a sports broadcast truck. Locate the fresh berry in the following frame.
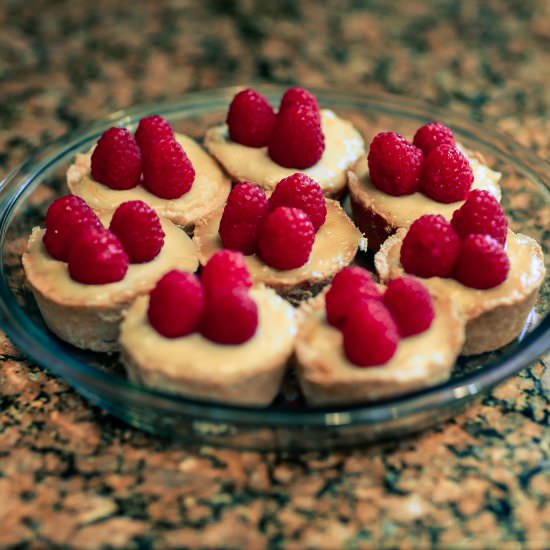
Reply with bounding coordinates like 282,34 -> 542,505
91,127 -> 142,190
141,138 -> 195,199
68,226 -> 129,284
451,189 -> 508,245
279,87 -> 320,118
257,207 -> 315,270
269,173 -> 326,231
383,276 -> 435,336
342,300 -> 400,367
201,287 -> 258,345
367,132 -> 423,196
325,266 -> 382,328
109,200 -> 165,263
453,234 -> 510,289
400,214 -> 461,278
268,103 -> 325,169
147,270 -> 205,338
201,250 -> 253,295
420,144 -> 473,203
413,122 -> 455,154
43,195 -> 102,261
226,88 -> 276,148
135,115 -> 174,148
218,182 -> 269,254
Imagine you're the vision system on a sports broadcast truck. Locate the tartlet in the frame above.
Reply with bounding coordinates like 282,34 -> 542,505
375,228 -> 546,355
120,285 -> 297,406
22,212 -> 198,352
67,133 -> 231,232
294,288 -> 465,406
204,109 -> 365,198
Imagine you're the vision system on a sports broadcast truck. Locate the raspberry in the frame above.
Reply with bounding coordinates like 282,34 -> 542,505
268,173 -> 327,231
147,270 -> 205,338
67,226 -> 129,284
219,182 -> 269,254
367,132 -> 423,196
226,88 -> 276,148
413,122 -> 455,154
279,87 -> 320,118
268,103 -> 325,169
91,127 -> 142,190
43,195 -> 102,261
420,144 -> 473,203
201,288 -> 258,345
325,266 -> 382,328
142,138 -> 195,199
451,189 -> 508,245
257,207 -> 315,270
135,115 -> 174,149
201,250 -> 253,295
453,234 -> 510,289
383,276 -> 435,336
400,214 -> 461,278
342,300 -> 400,367
109,200 -> 165,263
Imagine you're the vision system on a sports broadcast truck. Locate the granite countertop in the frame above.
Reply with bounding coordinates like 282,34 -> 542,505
1,1 -> 549,548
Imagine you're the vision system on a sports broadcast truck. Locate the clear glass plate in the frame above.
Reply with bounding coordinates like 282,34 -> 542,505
0,86 -> 548,451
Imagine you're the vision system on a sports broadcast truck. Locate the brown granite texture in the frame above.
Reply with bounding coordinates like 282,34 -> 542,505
1,0 -> 550,548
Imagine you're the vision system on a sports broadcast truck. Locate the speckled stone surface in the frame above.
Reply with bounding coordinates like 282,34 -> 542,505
1,1 -> 549,548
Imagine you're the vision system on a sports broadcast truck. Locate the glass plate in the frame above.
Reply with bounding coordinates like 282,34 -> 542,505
1,86 -> 548,451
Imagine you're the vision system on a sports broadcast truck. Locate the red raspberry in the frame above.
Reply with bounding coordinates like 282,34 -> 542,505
91,127 -> 142,190
135,115 -> 174,149
367,132 -> 423,196
147,270 -> 205,338
67,226 -> 129,284
268,173 -> 327,231
141,138 -> 195,199
43,195 -> 102,261
257,207 -> 315,270
453,234 -> 510,289
400,214 -> 461,278
279,87 -> 320,118
342,299 -> 400,367
219,182 -> 269,254
325,266 -> 382,328
383,276 -> 435,337
268,103 -> 325,169
226,88 -> 276,148
201,288 -> 258,345
201,250 -> 253,295
109,200 -> 165,263
413,122 -> 455,154
451,189 -> 508,245
420,144 -> 473,203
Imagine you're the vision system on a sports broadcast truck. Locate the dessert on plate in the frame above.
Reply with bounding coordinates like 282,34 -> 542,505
193,174 -> 364,302
294,267 -> 465,405
120,251 -> 297,406
348,122 -> 502,250
67,116 -> 231,232
22,197 -> 198,352
204,87 -> 365,198
375,195 -> 546,355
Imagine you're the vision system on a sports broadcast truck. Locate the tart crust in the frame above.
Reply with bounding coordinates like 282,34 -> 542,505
375,228 -> 546,355
22,214 -> 198,352
204,109 -> 365,198
193,199 -> 365,303
67,133 -> 231,232
120,286 -> 297,406
294,289 -> 465,406
348,149 -> 502,251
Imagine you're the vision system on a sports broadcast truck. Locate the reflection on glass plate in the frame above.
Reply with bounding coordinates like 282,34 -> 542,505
0,87 -> 548,451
